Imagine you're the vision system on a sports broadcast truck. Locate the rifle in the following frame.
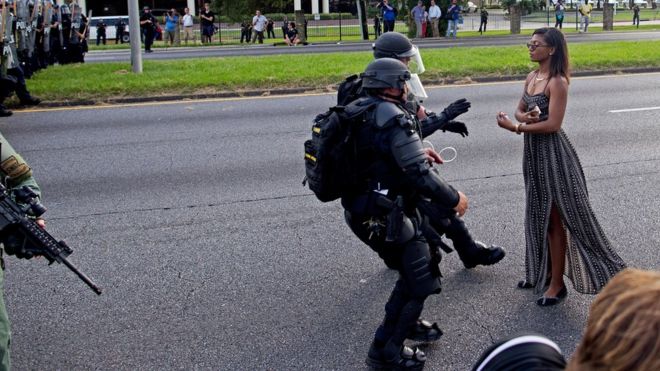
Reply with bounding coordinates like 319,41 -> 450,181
0,182 -> 103,295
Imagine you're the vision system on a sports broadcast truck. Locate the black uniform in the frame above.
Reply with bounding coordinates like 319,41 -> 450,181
116,20 -> 126,44
341,89 -> 461,368
96,20 -> 107,45
140,11 -> 156,52
337,78 -> 504,272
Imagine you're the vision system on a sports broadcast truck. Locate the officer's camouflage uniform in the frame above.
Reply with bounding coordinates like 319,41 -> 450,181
0,131 -> 42,371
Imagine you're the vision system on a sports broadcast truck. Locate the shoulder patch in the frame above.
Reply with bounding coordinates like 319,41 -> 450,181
1,155 -> 32,182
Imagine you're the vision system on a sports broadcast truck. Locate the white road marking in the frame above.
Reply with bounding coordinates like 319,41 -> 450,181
609,106 -> 660,113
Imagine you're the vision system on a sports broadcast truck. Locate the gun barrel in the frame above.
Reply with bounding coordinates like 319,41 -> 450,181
60,256 -> 102,295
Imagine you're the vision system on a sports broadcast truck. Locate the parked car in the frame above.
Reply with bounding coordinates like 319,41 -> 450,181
464,1 -> 478,12
88,16 -> 130,43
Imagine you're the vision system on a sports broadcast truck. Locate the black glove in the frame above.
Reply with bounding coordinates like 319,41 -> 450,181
441,98 -> 471,121
442,120 -> 468,137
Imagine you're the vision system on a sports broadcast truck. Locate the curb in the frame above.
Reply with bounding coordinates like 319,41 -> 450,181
24,66 -> 660,109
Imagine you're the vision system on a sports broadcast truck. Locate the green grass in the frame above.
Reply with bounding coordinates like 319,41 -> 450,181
26,39 -> 660,103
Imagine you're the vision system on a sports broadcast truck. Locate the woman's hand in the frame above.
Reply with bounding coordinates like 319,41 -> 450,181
496,112 -> 517,132
520,105 -> 541,124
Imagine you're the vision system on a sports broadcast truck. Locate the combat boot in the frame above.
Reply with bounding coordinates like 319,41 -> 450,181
367,341 -> 426,370
460,241 -> 506,269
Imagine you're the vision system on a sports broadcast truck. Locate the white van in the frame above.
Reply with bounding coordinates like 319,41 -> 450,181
88,16 -> 131,43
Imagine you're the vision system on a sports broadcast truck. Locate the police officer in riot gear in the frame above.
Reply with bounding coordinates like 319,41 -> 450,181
342,58 -> 468,370
1,0 -> 41,115
340,32 -> 505,271
67,1 -> 84,63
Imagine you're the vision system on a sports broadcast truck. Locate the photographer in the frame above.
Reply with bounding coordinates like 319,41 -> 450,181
164,9 -> 179,47
377,0 -> 397,33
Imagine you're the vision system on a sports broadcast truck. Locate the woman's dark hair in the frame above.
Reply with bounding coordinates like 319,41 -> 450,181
289,21 -> 296,28
533,27 -> 570,83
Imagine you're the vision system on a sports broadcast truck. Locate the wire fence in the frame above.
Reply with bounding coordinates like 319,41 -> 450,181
210,9 -> 660,43
91,8 -> 660,47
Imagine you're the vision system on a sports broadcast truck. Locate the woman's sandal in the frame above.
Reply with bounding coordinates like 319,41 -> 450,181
517,277 -> 552,289
366,345 -> 426,370
407,319 -> 443,342
537,286 -> 568,307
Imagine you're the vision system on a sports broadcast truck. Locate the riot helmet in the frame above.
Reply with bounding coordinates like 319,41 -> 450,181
361,58 -> 411,90
373,32 -> 425,74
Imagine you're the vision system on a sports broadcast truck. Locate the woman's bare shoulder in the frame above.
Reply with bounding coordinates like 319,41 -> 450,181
548,75 -> 569,91
525,70 -> 537,83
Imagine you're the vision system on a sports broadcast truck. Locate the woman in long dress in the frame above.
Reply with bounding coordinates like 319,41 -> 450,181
495,28 -> 626,306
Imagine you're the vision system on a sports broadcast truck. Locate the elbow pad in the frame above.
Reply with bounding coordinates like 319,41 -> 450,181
390,126 -> 459,209
420,111 -> 449,138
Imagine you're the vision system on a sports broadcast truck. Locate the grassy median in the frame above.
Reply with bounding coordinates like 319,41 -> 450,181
24,39 -> 660,104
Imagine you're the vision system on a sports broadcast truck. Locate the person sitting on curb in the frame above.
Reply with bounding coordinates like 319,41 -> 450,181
284,22 -> 301,46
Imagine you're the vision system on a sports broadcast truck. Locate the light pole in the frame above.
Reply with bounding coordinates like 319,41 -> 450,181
128,0 -> 142,73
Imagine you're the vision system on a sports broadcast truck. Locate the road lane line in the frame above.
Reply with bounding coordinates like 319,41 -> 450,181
609,106 -> 660,113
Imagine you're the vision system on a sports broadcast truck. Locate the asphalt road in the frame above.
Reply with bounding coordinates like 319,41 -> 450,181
86,30 -> 660,63
2,72 -> 660,370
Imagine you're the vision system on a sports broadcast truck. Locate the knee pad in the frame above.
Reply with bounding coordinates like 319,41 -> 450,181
401,240 -> 441,298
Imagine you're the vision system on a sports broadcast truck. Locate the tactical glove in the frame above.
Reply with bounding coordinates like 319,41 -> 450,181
442,121 -> 468,137
441,98 -> 471,121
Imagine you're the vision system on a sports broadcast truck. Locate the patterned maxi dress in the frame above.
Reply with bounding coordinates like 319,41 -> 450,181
521,86 -> 626,295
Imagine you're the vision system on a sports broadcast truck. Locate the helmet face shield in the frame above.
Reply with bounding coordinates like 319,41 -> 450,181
405,46 -> 426,75
406,74 -> 428,100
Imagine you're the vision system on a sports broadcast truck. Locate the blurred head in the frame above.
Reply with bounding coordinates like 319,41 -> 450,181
530,27 -> 570,82
566,269 -> 660,371
184,7 -> 189,14
256,10 -> 261,16
473,333 -> 566,371
204,2 -> 210,10
289,21 -> 296,29
143,6 -> 150,12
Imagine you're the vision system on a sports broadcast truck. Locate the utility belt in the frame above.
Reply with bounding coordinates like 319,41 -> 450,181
343,190 -> 413,243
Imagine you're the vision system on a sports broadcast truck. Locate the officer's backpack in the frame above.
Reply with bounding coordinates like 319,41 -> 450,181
336,74 -> 365,107
303,103 -> 373,202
